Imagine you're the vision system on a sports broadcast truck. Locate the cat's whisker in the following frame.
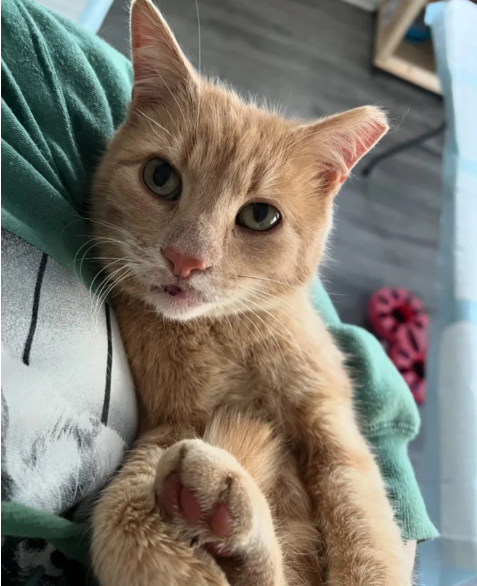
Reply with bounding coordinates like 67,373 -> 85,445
87,256 -> 132,261
228,304 -> 269,356
248,308 -> 288,364
249,277 -> 297,299
252,288 -> 299,317
87,236 -> 142,262
255,280 -> 321,315
252,291 -> 309,360
222,309 -> 261,355
222,312 -> 234,335
91,281 -> 113,329
73,237 -> 99,265
252,291 -> 304,334
88,258 -> 131,304
252,279 -> 296,299
83,235 -> 138,250
75,235 -> 139,284
91,272 -> 116,325
153,68 -> 187,124
58,216 -> 88,240
246,297 -> 306,363
137,109 -> 174,139
91,265 -> 132,325
88,218 -> 141,243
194,0 -> 202,136
86,224 -> 143,276
74,239 -> 103,282
92,285 -> 115,328
92,268 -> 133,328
241,313 -> 272,357
237,274 -> 292,287
233,300 -> 287,364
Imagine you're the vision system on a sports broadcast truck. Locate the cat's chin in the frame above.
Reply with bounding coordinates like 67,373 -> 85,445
157,305 -> 213,321
139,290 -> 212,321
136,281 -> 214,321
143,292 -> 249,322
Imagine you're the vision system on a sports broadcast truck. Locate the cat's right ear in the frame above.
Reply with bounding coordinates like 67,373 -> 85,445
130,0 -> 198,105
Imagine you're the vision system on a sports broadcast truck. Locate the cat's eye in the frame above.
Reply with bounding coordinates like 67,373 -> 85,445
236,202 -> 282,232
142,158 -> 181,200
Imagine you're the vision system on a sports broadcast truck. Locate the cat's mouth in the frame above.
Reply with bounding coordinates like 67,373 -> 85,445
145,278 -> 231,320
152,284 -> 187,298
148,283 -> 209,316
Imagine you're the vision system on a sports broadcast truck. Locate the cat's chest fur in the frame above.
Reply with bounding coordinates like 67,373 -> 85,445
113,293 -> 322,434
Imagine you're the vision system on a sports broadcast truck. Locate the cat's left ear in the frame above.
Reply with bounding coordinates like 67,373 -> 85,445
298,106 -> 388,192
130,0 -> 199,105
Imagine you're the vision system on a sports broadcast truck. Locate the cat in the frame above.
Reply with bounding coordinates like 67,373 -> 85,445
90,1 -> 408,585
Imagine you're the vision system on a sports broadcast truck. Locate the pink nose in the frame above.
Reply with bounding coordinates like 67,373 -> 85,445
163,247 -> 208,278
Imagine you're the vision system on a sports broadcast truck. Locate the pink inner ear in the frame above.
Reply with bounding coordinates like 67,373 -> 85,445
129,0 -> 196,103
131,0 -> 164,49
130,2 -> 156,83
130,0 -> 174,85
341,120 -> 387,170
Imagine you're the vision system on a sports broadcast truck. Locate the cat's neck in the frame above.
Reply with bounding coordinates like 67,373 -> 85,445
113,283 -> 322,430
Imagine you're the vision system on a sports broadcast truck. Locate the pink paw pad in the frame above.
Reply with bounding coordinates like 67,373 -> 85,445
158,473 -> 232,539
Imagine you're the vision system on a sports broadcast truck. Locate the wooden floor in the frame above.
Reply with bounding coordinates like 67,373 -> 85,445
100,0 -> 444,326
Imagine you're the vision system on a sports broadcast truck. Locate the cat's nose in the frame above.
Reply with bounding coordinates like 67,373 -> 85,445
163,247 -> 209,278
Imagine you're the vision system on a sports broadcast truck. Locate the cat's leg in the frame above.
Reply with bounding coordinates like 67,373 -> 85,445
203,412 -> 322,585
155,417 -> 286,586
284,371 -> 409,586
91,426 -> 228,586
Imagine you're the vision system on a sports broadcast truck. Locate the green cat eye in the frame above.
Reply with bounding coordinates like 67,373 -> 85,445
236,202 -> 282,232
143,158 -> 181,200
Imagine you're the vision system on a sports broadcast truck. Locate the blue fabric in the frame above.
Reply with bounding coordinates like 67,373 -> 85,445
80,0 -> 114,33
419,2 -> 477,585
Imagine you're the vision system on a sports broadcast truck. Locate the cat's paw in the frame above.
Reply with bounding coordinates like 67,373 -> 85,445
155,439 -> 273,557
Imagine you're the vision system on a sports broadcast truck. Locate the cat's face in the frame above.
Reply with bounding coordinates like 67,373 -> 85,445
92,0 -> 387,321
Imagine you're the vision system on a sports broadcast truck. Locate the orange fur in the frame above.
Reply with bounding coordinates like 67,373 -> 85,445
90,1 -> 408,585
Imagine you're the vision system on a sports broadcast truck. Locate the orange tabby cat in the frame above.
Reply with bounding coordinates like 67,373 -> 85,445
91,1 -> 408,585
